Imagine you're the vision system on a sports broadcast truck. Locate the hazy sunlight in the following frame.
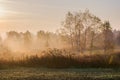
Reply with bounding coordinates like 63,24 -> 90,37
0,7 -> 5,17
0,0 -> 120,80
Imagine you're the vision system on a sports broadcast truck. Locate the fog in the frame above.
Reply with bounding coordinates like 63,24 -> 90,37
0,30 -> 69,60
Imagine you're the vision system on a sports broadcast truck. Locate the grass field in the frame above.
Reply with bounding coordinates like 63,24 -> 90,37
0,49 -> 120,80
0,68 -> 120,80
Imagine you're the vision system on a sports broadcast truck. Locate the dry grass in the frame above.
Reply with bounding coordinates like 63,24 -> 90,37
0,49 -> 120,69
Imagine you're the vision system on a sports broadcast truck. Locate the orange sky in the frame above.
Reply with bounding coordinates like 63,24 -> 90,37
0,0 -> 120,33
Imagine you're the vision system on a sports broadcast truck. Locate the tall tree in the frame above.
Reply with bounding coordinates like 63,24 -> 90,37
102,21 -> 114,54
63,12 -> 74,49
62,10 -> 102,53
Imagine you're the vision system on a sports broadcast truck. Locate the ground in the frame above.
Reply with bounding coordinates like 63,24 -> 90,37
0,68 -> 120,80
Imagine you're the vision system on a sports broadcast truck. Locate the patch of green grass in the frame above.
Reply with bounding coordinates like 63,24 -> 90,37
0,68 -> 120,80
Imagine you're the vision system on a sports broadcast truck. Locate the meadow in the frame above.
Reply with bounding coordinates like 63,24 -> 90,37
0,42 -> 120,80
0,68 -> 120,80
0,9 -> 120,80
0,48 -> 120,80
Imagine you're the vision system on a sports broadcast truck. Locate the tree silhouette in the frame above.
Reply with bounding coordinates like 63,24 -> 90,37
102,21 -> 114,53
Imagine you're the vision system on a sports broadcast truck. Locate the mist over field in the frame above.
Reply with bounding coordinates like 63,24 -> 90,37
0,0 -> 120,80
0,31 -> 67,59
0,10 -> 120,62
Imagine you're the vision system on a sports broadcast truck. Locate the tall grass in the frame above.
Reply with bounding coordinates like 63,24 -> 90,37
0,49 -> 120,69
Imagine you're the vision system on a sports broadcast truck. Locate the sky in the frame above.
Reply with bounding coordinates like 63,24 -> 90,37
0,0 -> 120,33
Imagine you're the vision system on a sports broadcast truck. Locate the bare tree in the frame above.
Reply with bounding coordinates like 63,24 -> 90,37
62,10 -> 102,53
63,12 -> 74,49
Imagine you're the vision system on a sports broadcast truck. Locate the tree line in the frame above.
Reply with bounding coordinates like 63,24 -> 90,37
0,10 -> 120,54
